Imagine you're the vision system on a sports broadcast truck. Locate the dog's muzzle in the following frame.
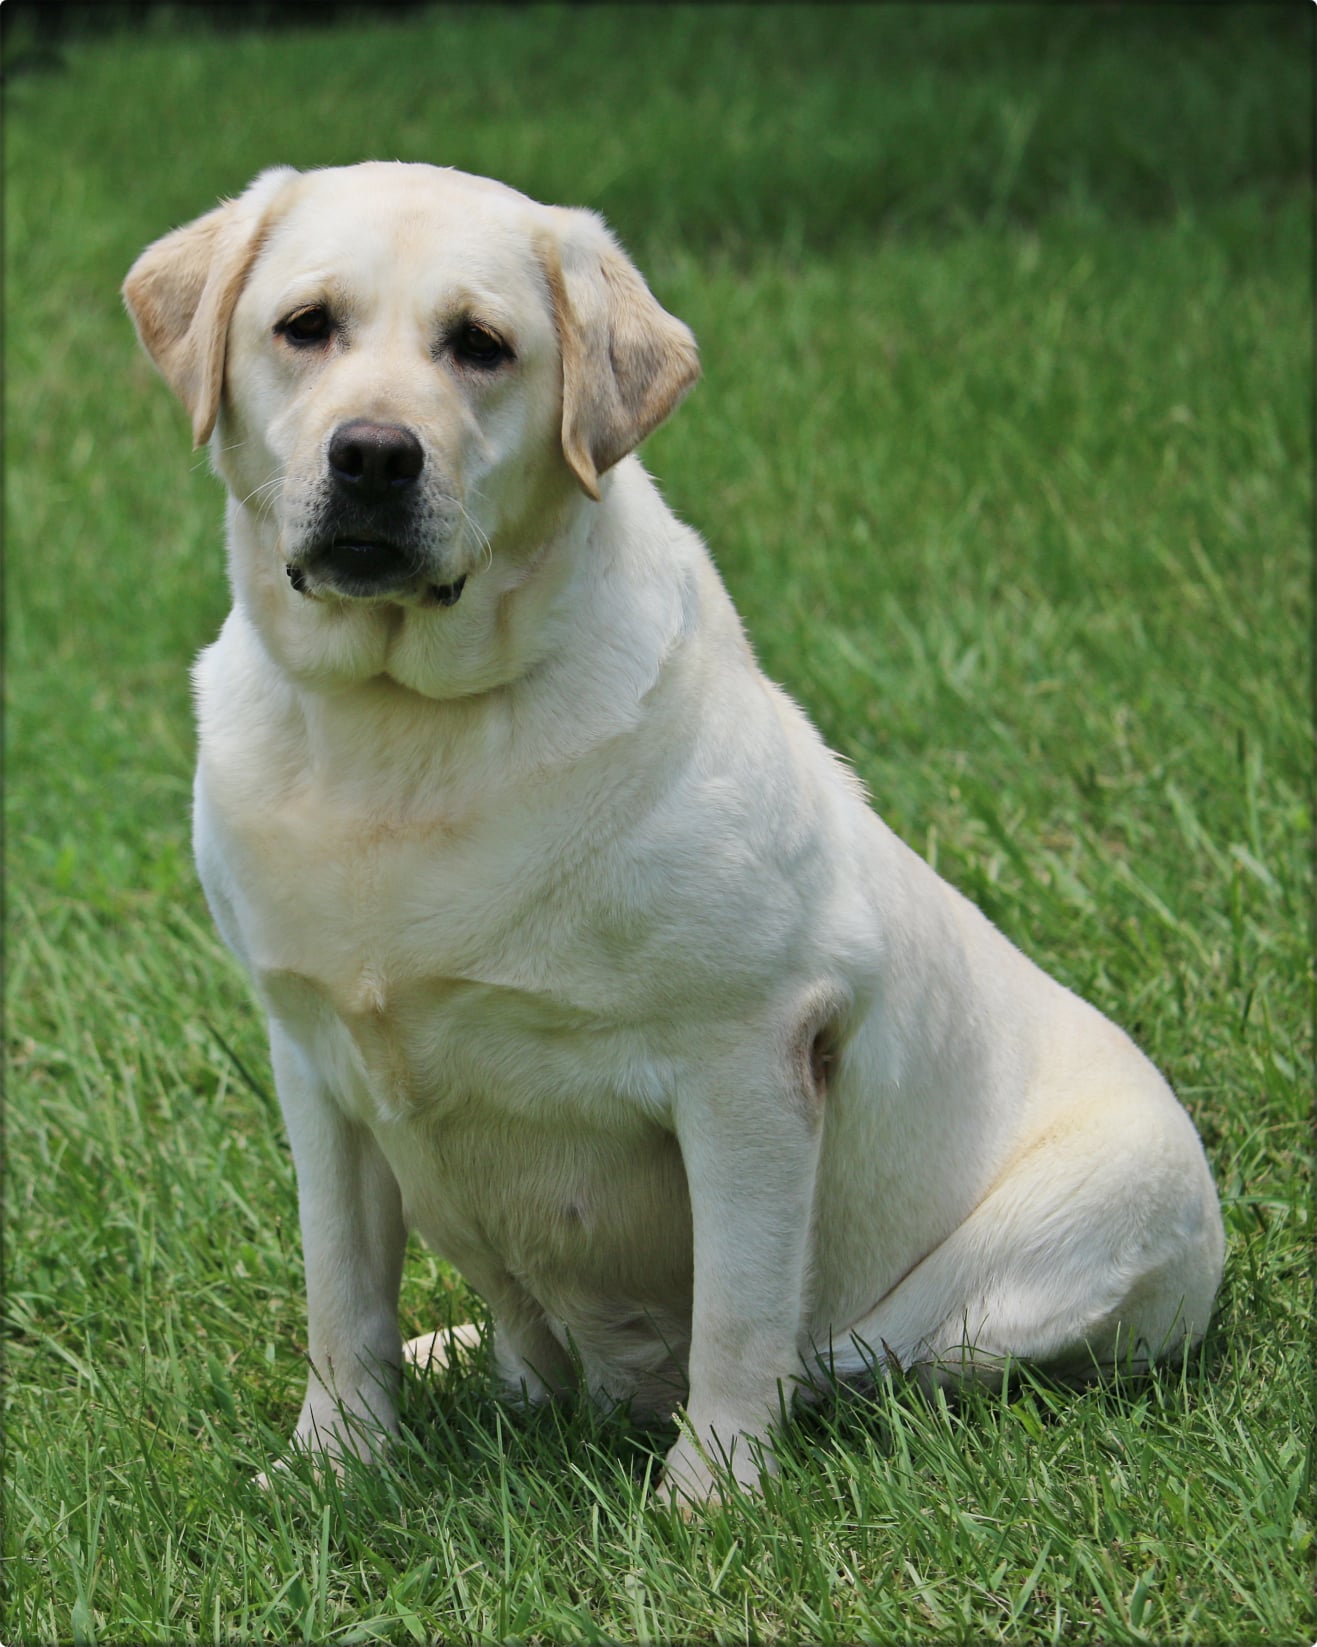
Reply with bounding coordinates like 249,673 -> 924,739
285,419 -> 467,606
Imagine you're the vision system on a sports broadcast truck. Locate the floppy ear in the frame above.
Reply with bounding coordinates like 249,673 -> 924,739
122,167 -> 297,448
540,211 -> 700,501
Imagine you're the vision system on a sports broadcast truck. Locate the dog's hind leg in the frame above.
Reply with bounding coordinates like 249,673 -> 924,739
823,1096 -> 1224,1390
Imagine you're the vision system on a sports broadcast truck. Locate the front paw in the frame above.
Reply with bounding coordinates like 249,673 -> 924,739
658,1425 -> 777,1513
257,1398 -> 396,1487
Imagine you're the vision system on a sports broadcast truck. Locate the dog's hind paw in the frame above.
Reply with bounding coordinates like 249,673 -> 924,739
403,1320 -> 484,1372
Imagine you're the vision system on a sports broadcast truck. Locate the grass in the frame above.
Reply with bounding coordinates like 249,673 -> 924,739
4,3 -> 1312,1642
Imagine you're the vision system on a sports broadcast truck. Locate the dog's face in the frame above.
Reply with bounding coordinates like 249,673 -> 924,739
125,163 -> 699,693
222,166 -> 568,610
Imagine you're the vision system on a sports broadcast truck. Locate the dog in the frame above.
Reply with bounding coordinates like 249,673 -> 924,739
123,162 -> 1224,1506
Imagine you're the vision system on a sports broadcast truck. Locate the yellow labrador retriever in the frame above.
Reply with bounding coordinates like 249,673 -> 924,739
124,162 -> 1224,1506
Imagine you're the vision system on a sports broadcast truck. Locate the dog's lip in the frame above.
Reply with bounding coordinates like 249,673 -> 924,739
325,535 -> 413,568
428,575 -> 467,607
286,542 -> 468,608
298,535 -> 417,595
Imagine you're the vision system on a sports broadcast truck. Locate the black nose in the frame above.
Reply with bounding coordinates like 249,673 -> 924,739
328,421 -> 424,500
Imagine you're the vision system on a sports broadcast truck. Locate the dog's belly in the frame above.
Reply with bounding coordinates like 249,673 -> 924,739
267,964 -> 698,1406
392,1103 -> 695,1413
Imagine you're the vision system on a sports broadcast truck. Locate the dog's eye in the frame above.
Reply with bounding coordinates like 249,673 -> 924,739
451,321 -> 510,369
277,306 -> 334,347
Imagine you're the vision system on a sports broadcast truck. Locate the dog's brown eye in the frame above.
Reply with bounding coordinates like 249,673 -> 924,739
451,321 -> 510,368
278,306 -> 333,347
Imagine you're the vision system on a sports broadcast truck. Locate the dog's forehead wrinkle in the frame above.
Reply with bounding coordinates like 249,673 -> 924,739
269,267 -> 342,308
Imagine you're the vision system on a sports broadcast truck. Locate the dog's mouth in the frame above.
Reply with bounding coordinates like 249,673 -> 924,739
287,539 -> 467,607
323,536 -> 413,585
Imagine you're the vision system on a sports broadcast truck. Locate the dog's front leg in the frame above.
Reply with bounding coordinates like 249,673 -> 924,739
662,1053 -> 823,1508
266,1024 -> 406,1476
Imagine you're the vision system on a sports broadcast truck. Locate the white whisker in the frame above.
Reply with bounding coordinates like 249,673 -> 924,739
240,469 -> 288,525
454,489 -> 494,569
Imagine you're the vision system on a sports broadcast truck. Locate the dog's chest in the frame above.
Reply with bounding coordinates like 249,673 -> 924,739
205,772 -> 678,1130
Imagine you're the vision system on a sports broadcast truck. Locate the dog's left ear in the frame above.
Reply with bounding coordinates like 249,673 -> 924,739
540,211 -> 700,501
123,167 -> 297,448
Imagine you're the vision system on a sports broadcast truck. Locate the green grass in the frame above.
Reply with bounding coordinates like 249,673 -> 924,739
5,4 -> 1312,1642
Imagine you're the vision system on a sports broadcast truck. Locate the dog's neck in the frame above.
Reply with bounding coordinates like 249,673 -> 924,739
219,458 -> 702,793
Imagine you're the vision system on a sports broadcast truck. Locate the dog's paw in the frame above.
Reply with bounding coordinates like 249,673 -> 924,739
657,1427 -> 776,1514
256,1394 -> 398,1488
254,1443 -> 345,1491
403,1320 -> 484,1372
254,1430 -> 386,1490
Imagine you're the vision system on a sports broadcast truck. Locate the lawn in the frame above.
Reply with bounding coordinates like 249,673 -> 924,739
4,4 -> 1312,1642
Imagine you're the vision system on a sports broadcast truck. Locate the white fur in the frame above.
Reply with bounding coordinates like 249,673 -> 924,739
125,162 -> 1224,1506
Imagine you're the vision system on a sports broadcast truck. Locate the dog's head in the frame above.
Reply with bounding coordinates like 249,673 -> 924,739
124,162 -> 699,691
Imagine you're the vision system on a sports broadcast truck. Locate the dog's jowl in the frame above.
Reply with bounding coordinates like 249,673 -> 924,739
125,162 -> 1224,1507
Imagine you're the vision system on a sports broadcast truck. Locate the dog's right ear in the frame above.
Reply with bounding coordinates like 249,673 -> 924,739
123,167 -> 297,448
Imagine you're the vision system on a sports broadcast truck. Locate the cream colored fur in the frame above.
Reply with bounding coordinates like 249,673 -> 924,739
124,162 -> 1224,1507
